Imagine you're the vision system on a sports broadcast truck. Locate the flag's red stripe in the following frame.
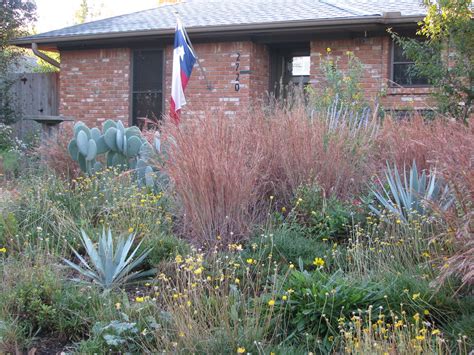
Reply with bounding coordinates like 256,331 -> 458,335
170,97 -> 180,124
181,69 -> 190,90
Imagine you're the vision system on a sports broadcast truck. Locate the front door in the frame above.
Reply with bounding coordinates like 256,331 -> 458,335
269,43 -> 310,99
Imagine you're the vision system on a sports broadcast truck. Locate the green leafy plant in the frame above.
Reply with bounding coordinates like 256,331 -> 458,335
91,321 -> 139,349
308,50 -> 369,114
370,161 -> 453,223
243,225 -> 333,269
63,229 -> 155,290
391,0 -> 473,122
292,184 -> 354,240
280,269 -> 385,350
140,232 -> 190,267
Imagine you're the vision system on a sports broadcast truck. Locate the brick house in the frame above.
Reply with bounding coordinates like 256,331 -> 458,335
12,0 -> 431,127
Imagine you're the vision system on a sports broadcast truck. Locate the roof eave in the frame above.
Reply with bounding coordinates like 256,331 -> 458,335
10,15 -> 424,48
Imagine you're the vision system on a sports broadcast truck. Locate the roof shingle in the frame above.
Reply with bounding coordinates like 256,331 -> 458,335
16,0 -> 426,43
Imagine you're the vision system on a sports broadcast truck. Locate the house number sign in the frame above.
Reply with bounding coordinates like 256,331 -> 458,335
234,52 -> 240,92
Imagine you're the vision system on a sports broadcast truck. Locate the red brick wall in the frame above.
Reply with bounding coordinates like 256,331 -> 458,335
57,35 -> 432,126
310,36 -> 431,110
59,48 -> 131,127
249,42 -> 270,104
164,41 -> 269,119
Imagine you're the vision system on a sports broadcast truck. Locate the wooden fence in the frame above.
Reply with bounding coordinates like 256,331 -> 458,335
8,72 -> 59,139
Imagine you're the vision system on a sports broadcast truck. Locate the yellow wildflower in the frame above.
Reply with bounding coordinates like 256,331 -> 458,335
246,258 -> 254,264
0,247 -> 6,253
282,295 -> 288,301
135,296 -> 145,303
281,206 -> 287,213
175,254 -> 183,263
237,347 -> 246,354
194,267 -> 203,275
235,278 -> 240,284
268,299 -> 275,307
416,335 -> 425,341
115,302 -> 121,310
313,257 -> 325,267
432,329 -> 441,335
412,293 -> 421,300
128,227 -> 134,233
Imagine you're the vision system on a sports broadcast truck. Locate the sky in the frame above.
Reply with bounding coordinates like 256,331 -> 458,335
34,0 -> 158,33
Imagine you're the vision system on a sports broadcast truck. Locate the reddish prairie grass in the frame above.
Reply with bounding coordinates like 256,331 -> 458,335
163,111 -> 268,245
162,105 -> 376,245
377,116 -> 474,288
376,116 -> 473,174
36,128 -> 80,180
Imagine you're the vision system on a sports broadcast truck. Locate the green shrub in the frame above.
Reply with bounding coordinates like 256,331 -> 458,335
7,170 -> 172,255
307,50 -> 369,113
0,124 -> 15,151
0,212 -> 18,247
243,225 -> 334,270
140,232 -> 190,267
292,184 -> 355,241
0,149 -> 20,176
279,269 -> 385,350
372,268 -> 474,331
0,256 -> 113,351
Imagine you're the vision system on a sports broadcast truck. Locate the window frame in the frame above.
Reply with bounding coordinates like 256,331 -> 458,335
390,40 -> 431,88
130,47 -> 166,126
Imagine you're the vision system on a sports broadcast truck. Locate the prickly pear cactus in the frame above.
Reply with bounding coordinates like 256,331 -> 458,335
67,120 -> 167,188
102,119 -> 146,170
68,122 -> 104,174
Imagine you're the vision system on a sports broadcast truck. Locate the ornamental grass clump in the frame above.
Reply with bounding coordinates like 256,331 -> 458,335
163,102 -> 377,246
64,229 -> 155,291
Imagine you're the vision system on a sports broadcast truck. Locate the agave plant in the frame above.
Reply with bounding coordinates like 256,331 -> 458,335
64,229 -> 155,290
370,161 -> 453,224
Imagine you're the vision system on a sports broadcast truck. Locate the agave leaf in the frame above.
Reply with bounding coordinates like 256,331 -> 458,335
65,229 -> 153,290
62,258 -> 102,284
70,245 -> 95,273
114,237 -> 127,266
81,229 -> 104,276
370,161 -> 453,224
114,248 -> 153,284
124,269 -> 157,284
112,234 -> 136,281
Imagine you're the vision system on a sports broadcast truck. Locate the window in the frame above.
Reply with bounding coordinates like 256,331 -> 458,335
132,49 -> 164,126
291,56 -> 310,76
391,41 -> 429,86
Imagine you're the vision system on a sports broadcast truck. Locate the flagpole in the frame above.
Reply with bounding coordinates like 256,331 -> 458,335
173,11 -> 213,91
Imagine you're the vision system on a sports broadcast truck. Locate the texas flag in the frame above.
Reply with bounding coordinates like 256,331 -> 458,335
170,18 -> 196,123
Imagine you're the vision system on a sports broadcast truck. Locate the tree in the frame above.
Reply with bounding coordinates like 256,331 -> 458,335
0,0 -> 37,124
391,0 -> 473,123
74,0 -> 89,24
74,0 -> 103,25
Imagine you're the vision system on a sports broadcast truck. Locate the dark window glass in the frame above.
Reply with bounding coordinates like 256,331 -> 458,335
132,49 -> 163,126
392,41 -> 429,86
